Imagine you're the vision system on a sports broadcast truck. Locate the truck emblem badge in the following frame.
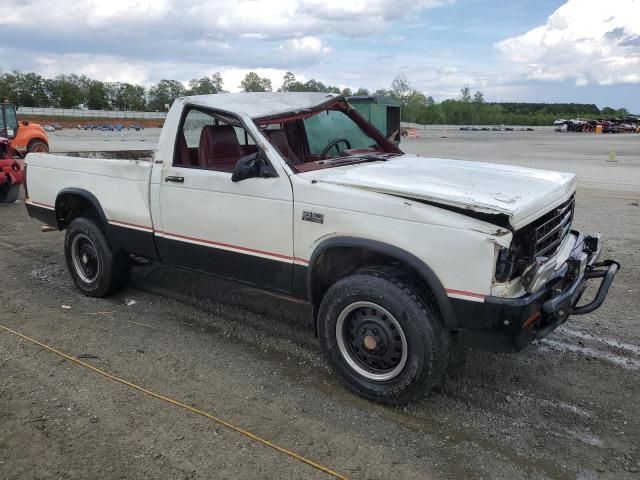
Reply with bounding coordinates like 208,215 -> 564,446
302,211 -> 324,224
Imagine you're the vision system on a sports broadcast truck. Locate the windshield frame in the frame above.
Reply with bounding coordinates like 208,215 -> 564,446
254,97 -> 403,173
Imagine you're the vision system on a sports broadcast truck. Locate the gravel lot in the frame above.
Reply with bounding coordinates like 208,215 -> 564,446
1,129 -> 639,479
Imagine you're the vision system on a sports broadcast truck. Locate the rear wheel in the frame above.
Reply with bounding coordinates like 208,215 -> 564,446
318,267 -> 448,405
64,217 -> 130,297
0,184 -> 20,203
27,139 -> 49,153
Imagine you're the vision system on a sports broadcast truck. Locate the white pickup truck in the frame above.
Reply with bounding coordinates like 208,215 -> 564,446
24,92 -> 619,404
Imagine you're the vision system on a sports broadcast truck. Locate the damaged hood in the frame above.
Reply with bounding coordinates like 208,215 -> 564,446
300,155 -> 576,229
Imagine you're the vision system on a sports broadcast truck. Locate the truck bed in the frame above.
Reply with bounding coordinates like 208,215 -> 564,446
25,152 -> 155,234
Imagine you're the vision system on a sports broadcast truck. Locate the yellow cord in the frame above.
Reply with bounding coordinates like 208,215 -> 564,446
0,324 -> 348,480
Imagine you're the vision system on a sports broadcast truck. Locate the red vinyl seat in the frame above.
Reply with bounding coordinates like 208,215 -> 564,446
198,125 -> 242,172
175,131 -> 192,166
265,130 -> 301,165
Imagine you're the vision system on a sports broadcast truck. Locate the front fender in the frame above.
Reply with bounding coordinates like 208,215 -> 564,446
307,236 -> 458,330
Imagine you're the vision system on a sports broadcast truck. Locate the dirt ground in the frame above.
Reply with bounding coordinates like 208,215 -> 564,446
1,131 -> 639,479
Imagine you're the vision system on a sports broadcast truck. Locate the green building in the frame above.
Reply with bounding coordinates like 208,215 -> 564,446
347,96 -> 402,143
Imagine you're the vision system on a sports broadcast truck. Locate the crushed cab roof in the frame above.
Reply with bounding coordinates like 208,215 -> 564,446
177,92 -> 339,120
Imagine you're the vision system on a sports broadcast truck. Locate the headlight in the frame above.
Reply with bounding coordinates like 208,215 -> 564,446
521,257 -> 557,293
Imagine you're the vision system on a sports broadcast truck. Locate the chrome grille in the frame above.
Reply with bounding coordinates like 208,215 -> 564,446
533,197 -> 575,257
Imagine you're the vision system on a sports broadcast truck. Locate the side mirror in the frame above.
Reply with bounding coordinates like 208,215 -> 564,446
231,152 -> 277,182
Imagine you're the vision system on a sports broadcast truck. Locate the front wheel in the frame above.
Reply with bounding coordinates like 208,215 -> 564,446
64,217 -> 130,297
317,267 -> 448,405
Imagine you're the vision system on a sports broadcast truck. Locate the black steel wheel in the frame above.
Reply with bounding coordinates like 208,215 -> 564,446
336,301 -> 408,382
318,267 -> 448,405
64,217 -> 129,297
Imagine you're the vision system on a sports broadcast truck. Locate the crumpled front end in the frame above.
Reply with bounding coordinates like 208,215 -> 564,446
454,231 -> 619,353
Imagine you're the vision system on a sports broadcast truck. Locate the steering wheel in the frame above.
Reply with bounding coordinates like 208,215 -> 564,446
320,138 -> 352,160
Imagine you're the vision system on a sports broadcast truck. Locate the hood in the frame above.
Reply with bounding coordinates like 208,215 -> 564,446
300,155 -> 576,230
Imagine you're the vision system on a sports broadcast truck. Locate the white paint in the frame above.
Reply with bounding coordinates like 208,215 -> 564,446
300,155 -> 576,230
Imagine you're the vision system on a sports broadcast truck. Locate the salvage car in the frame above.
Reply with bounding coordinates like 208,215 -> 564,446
24,93 -> 619,405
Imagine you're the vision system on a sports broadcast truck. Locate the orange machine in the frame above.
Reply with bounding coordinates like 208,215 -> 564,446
0,99 -> 49,156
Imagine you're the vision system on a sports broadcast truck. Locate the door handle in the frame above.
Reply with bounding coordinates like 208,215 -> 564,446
165,176 -> 184,183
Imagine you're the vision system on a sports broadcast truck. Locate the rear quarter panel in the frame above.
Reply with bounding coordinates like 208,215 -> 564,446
25,153 -> 154,230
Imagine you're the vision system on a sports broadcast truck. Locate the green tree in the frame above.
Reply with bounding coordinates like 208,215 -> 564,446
187,73 -> 224,95
459,85 -> 472,103
472,91 -> 485,103
0,71 -> 50,107
279,72 -> 297,92
390,75 -> 411,103
148,80 -> 186,111
82,78 -> 110,110
341,87 -> 352,97
240,72 -> 272,92
46,74 -> 84,108
108,82 -> 147,111
403,89 -> 429,122
373,88 -> 394,98
354,87 -> 370,96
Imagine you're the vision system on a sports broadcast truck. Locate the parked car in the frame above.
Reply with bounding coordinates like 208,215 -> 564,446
24,92 -> 619,405
42,124 -> 55,132
52,123 -> 63,130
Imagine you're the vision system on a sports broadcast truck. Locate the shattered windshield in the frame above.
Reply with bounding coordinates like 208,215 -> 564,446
258,102 -> 402,172
304,109 -> 376,158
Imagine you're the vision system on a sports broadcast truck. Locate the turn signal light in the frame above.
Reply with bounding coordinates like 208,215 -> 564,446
523,311 -> 541,329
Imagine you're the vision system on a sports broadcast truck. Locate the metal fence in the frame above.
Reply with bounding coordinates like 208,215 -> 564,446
401,122 -> 555,131
17,107 -> 167,120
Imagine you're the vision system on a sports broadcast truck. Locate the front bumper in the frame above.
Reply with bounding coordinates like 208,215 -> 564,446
453,232 -> 619,353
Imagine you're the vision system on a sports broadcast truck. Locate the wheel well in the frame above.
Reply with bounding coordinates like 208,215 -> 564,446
310,247 -> 432,305
308,243 -> 457,332
54,192 -> 112,245
27,137 -> 48,147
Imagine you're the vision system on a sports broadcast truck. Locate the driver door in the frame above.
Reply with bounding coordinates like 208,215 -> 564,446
156,107 -> 295,292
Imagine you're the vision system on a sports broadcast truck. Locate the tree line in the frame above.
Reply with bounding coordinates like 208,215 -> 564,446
0,70 -> 631,125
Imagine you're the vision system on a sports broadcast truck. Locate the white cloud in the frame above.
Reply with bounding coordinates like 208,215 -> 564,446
496,0 -> 640,86
186,0 -> 449,38
0,0 -> 448,86
1,0 -> 448,37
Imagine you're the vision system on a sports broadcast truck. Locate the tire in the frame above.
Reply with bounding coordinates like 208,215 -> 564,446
318,267 -> 448,405
0,184 -> 20,203
64,217 -> 130,297
402,131 -> 408,137
27,139 -> 49,153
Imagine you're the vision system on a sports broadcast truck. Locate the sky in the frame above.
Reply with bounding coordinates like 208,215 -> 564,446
0,0 -> 639,111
